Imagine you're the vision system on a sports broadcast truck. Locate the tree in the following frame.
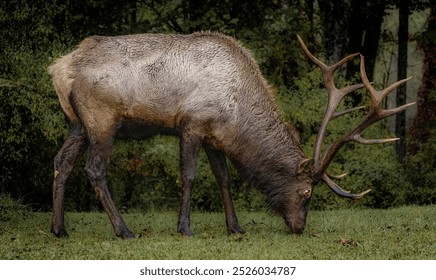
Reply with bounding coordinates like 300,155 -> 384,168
346,0 -> 387,82
0,0 -> 138,208
317,0 -> 348,63
409,3 -> 436,153
402,2 -> 436,205
0,0 -> 432,211
395,0 -> 409,163
316,0 -> 386,82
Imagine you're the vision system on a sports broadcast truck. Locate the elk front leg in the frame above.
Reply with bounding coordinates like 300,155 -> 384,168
205,147 -> 244,234
85,132 -> 134,239
177,133 -> 203,236
52,124 -> 87,237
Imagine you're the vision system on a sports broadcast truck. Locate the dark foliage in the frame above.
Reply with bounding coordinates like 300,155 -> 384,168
0,0 -> 433,212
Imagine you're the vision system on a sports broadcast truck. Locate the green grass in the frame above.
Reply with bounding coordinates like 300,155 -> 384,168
0,205 -> 435,260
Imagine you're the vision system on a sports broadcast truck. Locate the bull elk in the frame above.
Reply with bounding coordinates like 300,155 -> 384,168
49,31 -> 413,238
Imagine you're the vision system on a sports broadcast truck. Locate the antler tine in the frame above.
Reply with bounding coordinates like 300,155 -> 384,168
297,35 -> 414,200
297,35 -> 362,169
316,54 -> 415,179
321,174 -> 371,200
352,135 -> 399,144
361,54 -> 414,104
326,172 -> 348,179
297,34 -> 328,71
330,53 -> 361,73
297,34 -> 359,91
332,105 -> 366,119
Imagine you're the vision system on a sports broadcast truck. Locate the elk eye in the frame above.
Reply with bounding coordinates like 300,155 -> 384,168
303,189 -> 311,198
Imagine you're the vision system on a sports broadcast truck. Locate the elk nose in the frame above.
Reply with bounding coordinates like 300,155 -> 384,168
285,218 -> 305,235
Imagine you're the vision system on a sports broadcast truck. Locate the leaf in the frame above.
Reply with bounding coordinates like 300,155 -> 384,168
336,237 -> 359,247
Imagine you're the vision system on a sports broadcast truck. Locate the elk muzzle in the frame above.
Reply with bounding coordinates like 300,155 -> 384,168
283,199 -> 310,235
285,218 -> 306,235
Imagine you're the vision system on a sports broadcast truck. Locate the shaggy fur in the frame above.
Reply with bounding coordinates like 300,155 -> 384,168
49,31 -> 313,238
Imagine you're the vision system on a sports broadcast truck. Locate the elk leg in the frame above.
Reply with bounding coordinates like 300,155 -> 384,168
85,132 -> 134,239
177,133 -> 202,236
205,147 -> 244,234
51,124 -> 87,237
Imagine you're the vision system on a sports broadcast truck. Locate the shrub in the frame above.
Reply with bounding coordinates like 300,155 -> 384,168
0,193 -> 31,223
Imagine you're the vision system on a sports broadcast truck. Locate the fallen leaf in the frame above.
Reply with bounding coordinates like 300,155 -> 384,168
336,237 -> 358,247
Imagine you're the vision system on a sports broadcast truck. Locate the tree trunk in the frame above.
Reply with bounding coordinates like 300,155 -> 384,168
305,0 -> 315,42
130,0 -> 137,33
408,3 -> 436,155
317,0 -> 348,63
346,0 -> 364,80
395,0 -> 409,163
361,2 -> 386,81
345,1 -> 385,107
346,1 -> 385,80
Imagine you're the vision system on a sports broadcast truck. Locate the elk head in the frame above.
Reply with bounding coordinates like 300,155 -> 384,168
285,35 -> 415,234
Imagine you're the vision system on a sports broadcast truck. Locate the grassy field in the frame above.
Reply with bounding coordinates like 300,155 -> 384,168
0,205 -> 435,260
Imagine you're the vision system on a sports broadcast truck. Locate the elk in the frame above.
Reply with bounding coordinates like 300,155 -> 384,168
49,31 -> 413,238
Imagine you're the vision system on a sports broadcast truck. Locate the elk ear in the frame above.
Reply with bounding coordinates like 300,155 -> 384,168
297,158 -> 314,174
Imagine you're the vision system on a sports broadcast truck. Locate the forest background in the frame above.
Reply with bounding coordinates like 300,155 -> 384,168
0,0 -> 434,214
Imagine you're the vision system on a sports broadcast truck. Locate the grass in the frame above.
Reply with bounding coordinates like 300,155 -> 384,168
0,205 -> 435,260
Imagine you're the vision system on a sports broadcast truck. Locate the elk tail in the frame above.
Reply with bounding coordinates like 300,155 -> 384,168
48,52 -> 80,125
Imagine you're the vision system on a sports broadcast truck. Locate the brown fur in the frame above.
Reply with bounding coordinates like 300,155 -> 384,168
49,31 -> 312,238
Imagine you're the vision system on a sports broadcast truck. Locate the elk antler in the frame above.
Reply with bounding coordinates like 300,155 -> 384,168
297,35 -> 415,199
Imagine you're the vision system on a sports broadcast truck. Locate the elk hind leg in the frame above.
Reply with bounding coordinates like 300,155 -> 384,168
52,123 -> 87,237
85,128 -> 134,239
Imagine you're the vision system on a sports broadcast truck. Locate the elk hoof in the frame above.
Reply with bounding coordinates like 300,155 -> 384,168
178,227 -> 193,237
52,228 -> 69,238
121,232 -> 135,239
118,228 -> 135,239
228,225 -> 245,234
